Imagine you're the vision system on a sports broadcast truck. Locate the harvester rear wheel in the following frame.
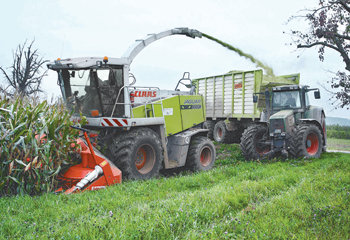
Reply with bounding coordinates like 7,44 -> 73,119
109,127 -> 163,180
213,121 -> 234,144
289,124 -> 323,159
203,121 -> 215,140
186,136 -> 216,171
240,124 -> 270,160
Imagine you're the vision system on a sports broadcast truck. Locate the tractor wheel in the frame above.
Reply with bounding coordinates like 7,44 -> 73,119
290,124 -> 323,159
203,121 -> 215,140
213,121 -> 234,143
186,136 -> 216,171
321,113 -> 327,152
240,124 -> 271,160
109,128 -> 163,180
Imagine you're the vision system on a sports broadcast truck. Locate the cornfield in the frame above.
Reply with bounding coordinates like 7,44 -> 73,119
0,96 -> 82,196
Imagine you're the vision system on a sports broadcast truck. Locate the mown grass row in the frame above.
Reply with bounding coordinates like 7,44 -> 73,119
0,145 -> 349,239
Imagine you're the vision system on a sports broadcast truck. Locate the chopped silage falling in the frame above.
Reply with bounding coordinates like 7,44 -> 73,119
201,33 -> 275,76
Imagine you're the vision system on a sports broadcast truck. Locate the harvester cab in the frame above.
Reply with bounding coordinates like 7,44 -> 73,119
241,84 -> 326,160
48,28 -> 216,193
49,57 -> 193,118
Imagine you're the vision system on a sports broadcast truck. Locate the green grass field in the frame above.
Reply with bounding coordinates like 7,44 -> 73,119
0,144 -> 349,239
327,138 -> 350,151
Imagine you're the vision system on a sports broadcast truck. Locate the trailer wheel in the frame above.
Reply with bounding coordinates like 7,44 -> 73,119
240,124 -> 270,160
109,128 -> 163,180
213,121 -> 234,143
289,124 -> 323,159
186,136 -> 216,171
203,121 -> 215,140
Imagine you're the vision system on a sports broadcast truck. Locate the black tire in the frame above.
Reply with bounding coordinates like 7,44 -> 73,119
186,136 -> 216,171
213,121 -> 234,143
109,127 -> 163,180
321,113 -> 327,152
289,124 -> 323,159
240,124 -> 271,160
203,121 -> 215,140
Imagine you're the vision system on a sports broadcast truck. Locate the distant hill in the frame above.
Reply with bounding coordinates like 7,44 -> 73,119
326,117 -> 350,126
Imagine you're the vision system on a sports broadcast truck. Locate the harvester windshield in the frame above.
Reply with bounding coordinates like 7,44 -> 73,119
58,67 -> 124,117
272,90 -> 301,110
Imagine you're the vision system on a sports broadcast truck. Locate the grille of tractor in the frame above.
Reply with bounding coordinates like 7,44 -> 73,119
270,119 -> 285,132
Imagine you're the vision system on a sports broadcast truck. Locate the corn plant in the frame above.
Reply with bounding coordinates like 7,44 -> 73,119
0,96 -> 83,196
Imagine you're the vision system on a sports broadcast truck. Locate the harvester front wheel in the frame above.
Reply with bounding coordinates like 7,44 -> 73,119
290,124 -> 323,159
213,121 -> 233,144
109,128 -> 163,180
186,136 -> 216,171
240,124 -> 270,160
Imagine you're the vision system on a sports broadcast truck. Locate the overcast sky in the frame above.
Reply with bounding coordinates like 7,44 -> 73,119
1,0 -> 348,118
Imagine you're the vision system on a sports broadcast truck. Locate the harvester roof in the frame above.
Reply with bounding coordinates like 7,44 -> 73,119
47,57 -> 128,70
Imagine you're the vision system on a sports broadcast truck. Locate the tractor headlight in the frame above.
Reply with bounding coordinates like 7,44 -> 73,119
287,115 -> 295,127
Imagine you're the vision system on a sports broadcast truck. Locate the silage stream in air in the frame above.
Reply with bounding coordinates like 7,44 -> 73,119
201,33 -> 275,76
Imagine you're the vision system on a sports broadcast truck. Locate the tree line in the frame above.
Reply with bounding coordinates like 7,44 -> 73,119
327,124 -> 350,139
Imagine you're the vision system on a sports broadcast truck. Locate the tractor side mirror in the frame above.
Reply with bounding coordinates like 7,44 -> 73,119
314,90 -> 320,99
253,95 -> 258,103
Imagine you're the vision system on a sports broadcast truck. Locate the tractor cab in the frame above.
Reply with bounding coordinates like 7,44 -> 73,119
270,85 -> 320,114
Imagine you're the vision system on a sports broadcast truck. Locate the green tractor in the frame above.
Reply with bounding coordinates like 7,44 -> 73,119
240,85 -> 326,159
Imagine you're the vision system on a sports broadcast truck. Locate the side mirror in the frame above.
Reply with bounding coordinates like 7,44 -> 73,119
253,95 -> 258,103
314,90 -> 320,99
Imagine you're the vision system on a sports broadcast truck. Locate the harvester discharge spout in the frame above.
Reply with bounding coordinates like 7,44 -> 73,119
122,27 -> 202,64
173,27 -> 203,38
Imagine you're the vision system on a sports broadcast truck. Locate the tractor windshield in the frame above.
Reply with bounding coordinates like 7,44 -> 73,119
58,67 -> 124,117
272,90 -> 301,110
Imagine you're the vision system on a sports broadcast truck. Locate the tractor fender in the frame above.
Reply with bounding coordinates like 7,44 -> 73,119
299,119 -> 323,133
166,128 -> 209,168
300,110 -> 326,147
303,106 -> 324,126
